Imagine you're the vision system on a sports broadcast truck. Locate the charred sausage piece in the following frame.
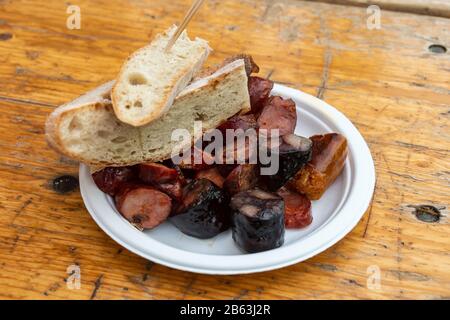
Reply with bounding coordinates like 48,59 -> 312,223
248,77 -> 274,115
170,179 -> 230,239
230,189 -> 285,253
277,187 -> 312,229
257,96 -> 297,137
223,164 -> 259,196
92,166 -> 138,196
289,133 -> 348,200
262,134 -> 312,191
156,180 -> 184,202
115,184 -> 172,230
195,167 -> 225,188
217,114 -> 258,135
139,163 -> 179,184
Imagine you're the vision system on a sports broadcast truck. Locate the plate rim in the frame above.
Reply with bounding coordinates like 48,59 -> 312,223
79,84 -> 376,275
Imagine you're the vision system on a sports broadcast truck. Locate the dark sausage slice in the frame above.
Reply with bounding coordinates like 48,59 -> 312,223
195,167 -> 225,188
171,179 -> 230,239
156,180 -> 184,202
223,164 -> 259,196
92,166 -> 138,196
248,77 -> 274,115
139,163 -> 178,184
277,187 -> 312,229
289,133 -> 348,200
262,134 -> 312,191
115,184 -> 172,230
230,188 -> 285,253
257,96 -> 297,137
217,114 -> 258,135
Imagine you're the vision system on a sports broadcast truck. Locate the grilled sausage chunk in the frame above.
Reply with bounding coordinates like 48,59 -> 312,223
230,189 -> 285,253
171,179 -> 230,239
289,133 -> 348,200
223,164 -> 259,196
248,77 -> 274,115
257,96 -> 297,136
195,167 -> 225,188
92,166 -> 138,196
115,184 -> 172,230
262,134 -> 312,191
277,187 -> 312,229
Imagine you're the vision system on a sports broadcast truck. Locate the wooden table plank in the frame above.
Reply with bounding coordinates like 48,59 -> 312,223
304,0 -> 450,18
0,0 -> 449,299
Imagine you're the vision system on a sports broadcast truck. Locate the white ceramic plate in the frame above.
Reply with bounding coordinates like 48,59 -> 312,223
79,84 -> 375,275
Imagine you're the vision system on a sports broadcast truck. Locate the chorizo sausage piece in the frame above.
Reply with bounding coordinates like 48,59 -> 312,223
230,188 -> 285,253
115,184 -> 172,230
156,180 -> 184,202
223,164 -> 259,196
262,134 -> 312,191
277,187 -> 312,229
138,163 -> 179,184
92,166 -> 138,196
257,96 -> 297,137
289,133 -> 348,200
195,167 -> 225,188
170,179 -> 230,239
248,77 -> 274,115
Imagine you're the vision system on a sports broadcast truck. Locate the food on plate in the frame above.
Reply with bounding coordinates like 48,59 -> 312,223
230,189 -> 285,253
277,187 -> 312,229
248,76 -> 274,114
170,179 -> 230,239
289,133 -> 348,200
115,184 -> 172,230
111,26 -> 211,126
45,59 -> 250,166
45,27 -> 349,254
257,96 -> 297,137
262,134 -> 312,191
223,164 -> 259,196
92,166 -> 138,196
195,167 -> 225,188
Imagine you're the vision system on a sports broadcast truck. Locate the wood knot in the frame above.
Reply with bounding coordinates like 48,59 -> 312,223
428,44 -> 447,54
408,205 -> 442,223
52,175 -> 79,194
0,33 -> 12,41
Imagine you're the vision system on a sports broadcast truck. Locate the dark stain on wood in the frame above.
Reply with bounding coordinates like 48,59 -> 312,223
90,275 -> 104,300
409,205 -> 442,223
52,175 -> 79,194
0,33 -> 12,41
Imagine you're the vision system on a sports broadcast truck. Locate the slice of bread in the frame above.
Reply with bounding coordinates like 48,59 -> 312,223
45,59 -> 250,166
111,25 -> 211,127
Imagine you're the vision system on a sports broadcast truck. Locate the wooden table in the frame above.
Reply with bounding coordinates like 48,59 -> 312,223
0,0 -> 449,300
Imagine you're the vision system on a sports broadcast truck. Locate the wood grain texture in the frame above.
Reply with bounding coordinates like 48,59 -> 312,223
0,0 -> 449,300
304,0 -> 450,18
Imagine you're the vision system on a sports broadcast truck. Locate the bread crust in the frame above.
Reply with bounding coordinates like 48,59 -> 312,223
111,26 -> 211,127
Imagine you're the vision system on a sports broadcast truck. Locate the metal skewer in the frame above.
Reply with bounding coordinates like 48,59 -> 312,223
165,0 -> 206,52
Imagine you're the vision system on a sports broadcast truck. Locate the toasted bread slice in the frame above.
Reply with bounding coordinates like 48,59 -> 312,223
45,59 -> 250,166
111,26 -> 211,127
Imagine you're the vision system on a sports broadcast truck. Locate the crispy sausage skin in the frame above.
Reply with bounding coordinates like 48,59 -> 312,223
139,163 -> 179,184
277,187 -> 312,229
257,96 -> 297,137
223,164 -> 259,196
115,184 -> 172,230
289,133 -> 348,200
195,167 -> 225,188
92,166 -> 138,196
